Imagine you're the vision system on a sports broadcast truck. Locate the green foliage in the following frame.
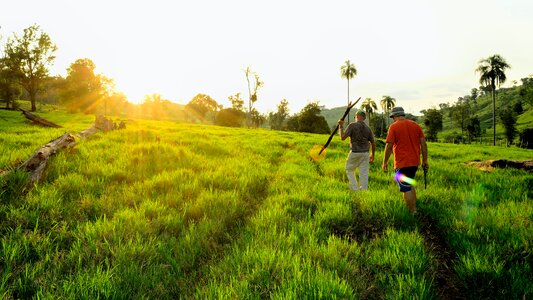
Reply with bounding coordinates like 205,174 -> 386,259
268,99 -> 289,130
422,108 -> 443,141
293,102 -> 330,134
185,93 -> 220,123
380,95 -> 396,116
61,58 -> 112,114
466,116 -> 482,141
369,113 -> 387,138
518,128 -> 533,149
476,54 -> 511,145
215,108 -> 245,127
3,24 -> 57,111
0,58 -> 22,110
499,107 -> 518,145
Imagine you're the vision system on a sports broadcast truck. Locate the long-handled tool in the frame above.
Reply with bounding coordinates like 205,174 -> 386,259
318,97 -> 361,155
424,167 -> 428,189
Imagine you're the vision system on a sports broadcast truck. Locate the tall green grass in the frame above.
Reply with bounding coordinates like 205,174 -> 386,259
0,113 -> 531,298
0,109 -> 94,170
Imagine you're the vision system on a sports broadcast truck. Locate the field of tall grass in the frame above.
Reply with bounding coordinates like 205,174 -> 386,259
1,109 -> 531,299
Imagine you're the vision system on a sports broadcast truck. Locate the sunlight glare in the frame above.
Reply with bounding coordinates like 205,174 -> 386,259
394,171 -> 416,186
310,145 -> 327,161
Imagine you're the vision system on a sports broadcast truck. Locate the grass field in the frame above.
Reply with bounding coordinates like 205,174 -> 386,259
1,109 -> 532,299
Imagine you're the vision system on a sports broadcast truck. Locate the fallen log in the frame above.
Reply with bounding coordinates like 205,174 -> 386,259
6,115 -> 125,194
77,124 -> 99,138
466,159 -> 533,172
20,109 -> 62,128
77,115 -> 125,138
18,132 -> 76,189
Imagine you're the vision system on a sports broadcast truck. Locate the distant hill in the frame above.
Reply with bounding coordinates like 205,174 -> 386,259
434,83 -> 533,142
320,106 -> 348,129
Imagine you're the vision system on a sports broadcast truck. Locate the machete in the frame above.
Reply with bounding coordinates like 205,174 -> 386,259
424,167 -> 428,189
318,97 -> 361,155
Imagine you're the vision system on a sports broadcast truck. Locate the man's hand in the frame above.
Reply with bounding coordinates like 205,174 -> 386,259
337,119 -> 344,126
382,162 -> 388,172
422,162 -> 429,171
369,154 -> 375,164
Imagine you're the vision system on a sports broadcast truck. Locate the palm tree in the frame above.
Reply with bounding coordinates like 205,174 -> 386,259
380,95 -> 396,127
361,97 -> 378,124
476,54 -> 511,146
340,60 -> 357,120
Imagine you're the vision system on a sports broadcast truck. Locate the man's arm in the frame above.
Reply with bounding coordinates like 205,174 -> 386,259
382,142 -> 393,172
369,141 -> 376,163
420,137 -> 429,170
338,120 -> 349,141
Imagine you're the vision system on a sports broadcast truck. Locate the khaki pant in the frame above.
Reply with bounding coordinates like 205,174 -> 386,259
345,152 -> 370,191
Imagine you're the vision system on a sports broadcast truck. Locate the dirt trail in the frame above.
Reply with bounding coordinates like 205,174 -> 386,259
417,213 -> 467,300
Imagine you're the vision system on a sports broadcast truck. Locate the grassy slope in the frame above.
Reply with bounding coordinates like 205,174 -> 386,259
0,112 -> 531,299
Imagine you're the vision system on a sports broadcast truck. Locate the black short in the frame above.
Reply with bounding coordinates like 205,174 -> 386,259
394,166 -> 418,192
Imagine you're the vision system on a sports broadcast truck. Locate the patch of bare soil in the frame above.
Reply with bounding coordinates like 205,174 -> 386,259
466,159 -> 533,172
417,213 -> 467,300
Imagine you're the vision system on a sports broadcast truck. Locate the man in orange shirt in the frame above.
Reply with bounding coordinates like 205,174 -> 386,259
382,107 -> 429,214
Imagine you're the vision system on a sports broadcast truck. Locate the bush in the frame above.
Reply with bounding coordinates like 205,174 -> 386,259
518,128 -> 533,149
444,132 -> 465,144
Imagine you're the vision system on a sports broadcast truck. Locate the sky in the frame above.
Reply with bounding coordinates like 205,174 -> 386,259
1,0 -> 533,115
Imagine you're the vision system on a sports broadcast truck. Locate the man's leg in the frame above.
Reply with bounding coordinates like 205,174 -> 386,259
346,152 -> 359,191
403,188 -> 417,214
358,153 -> 370,190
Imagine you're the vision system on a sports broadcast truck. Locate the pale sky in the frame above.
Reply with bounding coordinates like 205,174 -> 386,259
2,0 -> 532,115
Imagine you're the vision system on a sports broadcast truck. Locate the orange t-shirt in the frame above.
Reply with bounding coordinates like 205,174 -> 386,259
385,119 -> 425,168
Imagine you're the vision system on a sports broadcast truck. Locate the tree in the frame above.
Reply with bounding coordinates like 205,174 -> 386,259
450,97 -> 471,137
476,54 -> 511,145
244,67 -> 263,128
250,108 -> 266,128
4,24 -> 57,111
340,60 -> 357,121
297,102 -> 330,134
518,128 -> 533,149
518,77 -> 533,107
186,93 -> 220,123
228,92 -> 245,112
360,97 -> 378,124
380,95 -> 396,128
466,116 -> 481,142
470,88 -> 479,101
215,108 -> 245,127
369,113 -> 387,138
269,99 -> 289,130
141,93 -> 168,120
105,91 -> 128,116
421,108 -> 443,142
39,75 -> 65,106
0,56 -> 22,109
214,92 -> 247,127
499,107 -> 517,146
513,100 -> 524,115
285,115 -> 299,132
61,58 -> 110,114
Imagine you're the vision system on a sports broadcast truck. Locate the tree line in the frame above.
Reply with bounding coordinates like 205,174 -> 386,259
1,25 -> 531,145
0,24 -> 336,134
334,55 -> 531,148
